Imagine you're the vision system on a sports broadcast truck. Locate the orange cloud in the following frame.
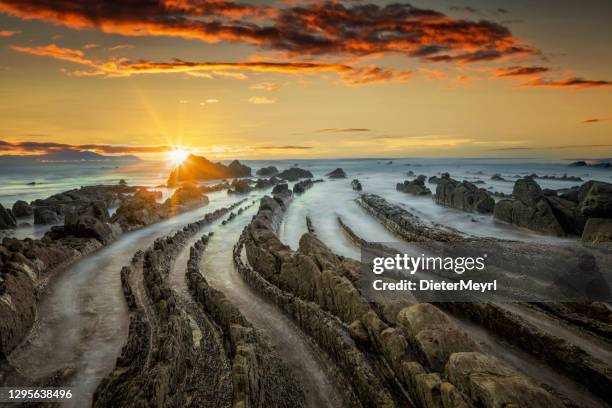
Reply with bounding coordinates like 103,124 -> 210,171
495,66 -> 549,78
0,139 -> 174,155
0,29 -> 19,37
10,43 -> 413,86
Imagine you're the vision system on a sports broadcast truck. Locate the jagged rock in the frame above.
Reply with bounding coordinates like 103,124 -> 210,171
428,176 -> 442,184
272,183 -> 290,195
351,179 -> 362,191
167,154 -> 251,186
434,178 -> 494,213
326,168 -> 346,178
33,207 -> 61,225
547,195 -> 585,235
229,179 -> 252,194
293,179 -> 313,194
582,218 -> 612,242
0,204 -> 16,229
166,183 -> 209,208
256,166 -> 279,176
277,168 -> 313,182
11,200 -> 33,218
63,201 -> 120,244
397,176 -> 431,196
494,178 -> 566,236
228,160 -> 251,177
445,352 -> 562,407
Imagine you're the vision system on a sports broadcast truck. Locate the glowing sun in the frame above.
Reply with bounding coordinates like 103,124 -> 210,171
168,149 -> 189,165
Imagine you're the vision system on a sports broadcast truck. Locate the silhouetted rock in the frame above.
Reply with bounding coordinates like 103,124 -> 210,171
167,154 -> 251,186
435,178 -> 494,213
326,168 -> 346,178
12,200 -> 33,218
351,179 -> 362,191
256,166 -> 279,176
277,167 -> 313,181
0,204 -> 16,229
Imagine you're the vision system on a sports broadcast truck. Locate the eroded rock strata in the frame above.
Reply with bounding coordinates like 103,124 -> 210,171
236,191 -> 580,407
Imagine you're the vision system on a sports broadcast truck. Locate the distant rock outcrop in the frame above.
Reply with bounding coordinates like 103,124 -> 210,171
167,154 -> 251,186
256,166 -> 279,176
277,167 -> 313,181
396,175 -> 431,196
326,168 -> 346,178
569,160 -> 611,169
435,176 -> 494,213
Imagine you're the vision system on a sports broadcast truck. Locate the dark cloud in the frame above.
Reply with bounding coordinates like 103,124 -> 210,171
317,128 -> 371,133
522,77 -> 612,89
0,0 -> 536,62
495,66 -> 549,78
0,139 -> 172,154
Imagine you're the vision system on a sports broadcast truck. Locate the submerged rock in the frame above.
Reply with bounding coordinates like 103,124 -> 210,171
396,176 -> 431,196
12,200 -> 33,218
293,179 -> 313,193
434,177 -> 494,213
326,168 -> 347,178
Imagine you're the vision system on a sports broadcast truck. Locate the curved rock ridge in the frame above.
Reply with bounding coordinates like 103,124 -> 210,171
339,202 -> 612,405
188,234 -> 306,408
0,183 -> 215,385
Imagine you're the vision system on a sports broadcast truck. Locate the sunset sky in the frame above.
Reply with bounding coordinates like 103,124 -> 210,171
0,0 -> 611,160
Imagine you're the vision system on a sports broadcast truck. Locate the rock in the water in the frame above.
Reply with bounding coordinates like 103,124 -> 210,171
166,183 -> 209,207
33,207 -> 61,225
229,179 -> 252,194
582,218 -> 612,242
167,154 -> 251,186
293,179 -> 313,193
397,176 -> 431,196
256,166 -> 279,176
0,204 -> 17,229
272,183 -> 290,195
434,177 -> 494,213
277,167 -> 314,181
493,177 -> 565,236
491,173 -> 507,181
326,168 -> 346,178
11,200 -> 33,218
351,179 -> 363,191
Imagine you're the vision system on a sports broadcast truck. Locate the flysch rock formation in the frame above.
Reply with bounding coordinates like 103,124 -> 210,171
434,174 -> 494,214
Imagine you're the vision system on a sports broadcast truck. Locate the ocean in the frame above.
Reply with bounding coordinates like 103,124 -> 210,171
2,157 -> 610,242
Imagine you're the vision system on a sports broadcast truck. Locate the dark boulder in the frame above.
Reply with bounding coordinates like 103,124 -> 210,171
493,178 -> 565,236
256,166 -> 279,176
272,183 -> 290,195
491,173 -> 507,181
229,179 -> 253,194
434,178 -> 494,213
12,200 -> 33,218
277,168 -> 314,182
293,179 -> 313,194
228,160 -> 252,177
351,179 -> 363,191
64,201 -> 119,244
326,168 -> 346,179
33,207 -> 61,225
0,204 -> 17,229
397,176 -> 431,196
